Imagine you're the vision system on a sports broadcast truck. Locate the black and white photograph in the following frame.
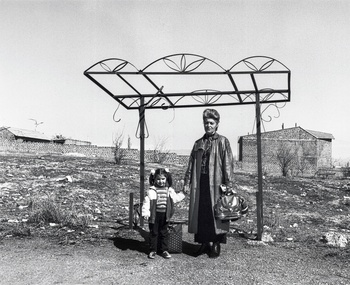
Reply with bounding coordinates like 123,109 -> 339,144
1,1 -> 349,284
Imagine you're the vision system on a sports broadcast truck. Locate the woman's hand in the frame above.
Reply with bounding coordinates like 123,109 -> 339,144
183,185 -> 190,194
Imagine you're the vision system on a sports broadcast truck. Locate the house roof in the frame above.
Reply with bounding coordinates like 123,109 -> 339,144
5,127 -> 52,141
239,126 -> 334,140
304,129 -> 335,140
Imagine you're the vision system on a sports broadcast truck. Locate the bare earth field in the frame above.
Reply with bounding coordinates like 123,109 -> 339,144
0,153 -> 350,285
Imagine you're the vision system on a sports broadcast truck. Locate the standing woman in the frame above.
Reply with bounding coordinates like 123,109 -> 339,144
183,108 -> 235,258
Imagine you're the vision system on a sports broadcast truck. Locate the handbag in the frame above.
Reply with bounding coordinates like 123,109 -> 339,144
214,184 -> 248,221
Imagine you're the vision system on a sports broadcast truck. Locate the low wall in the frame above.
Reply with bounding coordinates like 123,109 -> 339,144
0,139 -> 189,165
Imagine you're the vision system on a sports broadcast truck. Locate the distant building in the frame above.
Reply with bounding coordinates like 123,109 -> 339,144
60,138 -> 91,146
0,127 -> 52,143
238,126 -> 334,176
0,126 -> 91,146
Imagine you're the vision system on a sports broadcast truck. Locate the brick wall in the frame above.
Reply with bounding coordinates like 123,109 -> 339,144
317,139 -> 332,167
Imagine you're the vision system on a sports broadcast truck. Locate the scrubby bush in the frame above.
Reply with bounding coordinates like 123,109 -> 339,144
113,132 -> 127,165
28,198 -> 91,229
341,167 -> 350,178
151,137 -> 170,163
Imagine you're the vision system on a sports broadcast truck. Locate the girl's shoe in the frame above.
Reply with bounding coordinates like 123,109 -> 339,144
161,251 -> 172,259
148,251 -> 156,259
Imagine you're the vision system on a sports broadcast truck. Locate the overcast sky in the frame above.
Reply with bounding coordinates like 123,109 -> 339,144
1,0 -> 349,161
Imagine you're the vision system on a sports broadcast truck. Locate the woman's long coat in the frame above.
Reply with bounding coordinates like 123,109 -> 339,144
184,133 -> 235,235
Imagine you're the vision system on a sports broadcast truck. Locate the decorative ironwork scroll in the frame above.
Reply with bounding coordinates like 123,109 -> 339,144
84,53 -> 291,110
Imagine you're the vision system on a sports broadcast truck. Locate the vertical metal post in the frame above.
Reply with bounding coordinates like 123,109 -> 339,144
255,92 -> 263,241
129,192 -> 134,229
139,98 -> 145,227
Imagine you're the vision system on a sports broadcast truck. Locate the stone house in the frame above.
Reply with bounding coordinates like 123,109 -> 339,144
0,127 -> 91,146
0,127 -> 52,143
238,126 -> 334,176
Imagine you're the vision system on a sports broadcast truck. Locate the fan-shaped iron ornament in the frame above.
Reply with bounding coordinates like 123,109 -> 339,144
84,53 -> 290,110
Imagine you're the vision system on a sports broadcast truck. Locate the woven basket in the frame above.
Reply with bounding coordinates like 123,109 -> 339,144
168,223 -> 183,253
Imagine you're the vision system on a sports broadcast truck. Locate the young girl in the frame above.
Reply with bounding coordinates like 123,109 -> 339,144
142,168 -> 185,259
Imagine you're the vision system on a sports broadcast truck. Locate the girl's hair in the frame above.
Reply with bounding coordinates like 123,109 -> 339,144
149,168 -> 173,187
203,108 -> 220,123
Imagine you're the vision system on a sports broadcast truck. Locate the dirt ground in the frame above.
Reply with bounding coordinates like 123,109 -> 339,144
1,153 -> 350,284
1,229 -> 349,285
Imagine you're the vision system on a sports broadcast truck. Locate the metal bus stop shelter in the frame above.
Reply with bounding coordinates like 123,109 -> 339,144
84,53 -> 291,240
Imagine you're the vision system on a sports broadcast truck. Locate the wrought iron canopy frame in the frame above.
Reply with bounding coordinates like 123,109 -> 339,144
84,53 -> 291,110
84,53 -> 291,240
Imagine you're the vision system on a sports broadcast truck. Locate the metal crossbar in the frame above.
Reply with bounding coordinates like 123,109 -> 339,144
84,54 -> 290,110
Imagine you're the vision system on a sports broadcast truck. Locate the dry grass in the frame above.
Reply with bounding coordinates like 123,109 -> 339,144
0,153 -> 350,246
27,198 -> 91,229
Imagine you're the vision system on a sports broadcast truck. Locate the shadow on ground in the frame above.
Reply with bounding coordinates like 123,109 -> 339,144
109,226 -> 198,257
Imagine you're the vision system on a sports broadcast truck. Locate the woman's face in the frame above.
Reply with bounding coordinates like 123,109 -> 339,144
203,118 -> 218,136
